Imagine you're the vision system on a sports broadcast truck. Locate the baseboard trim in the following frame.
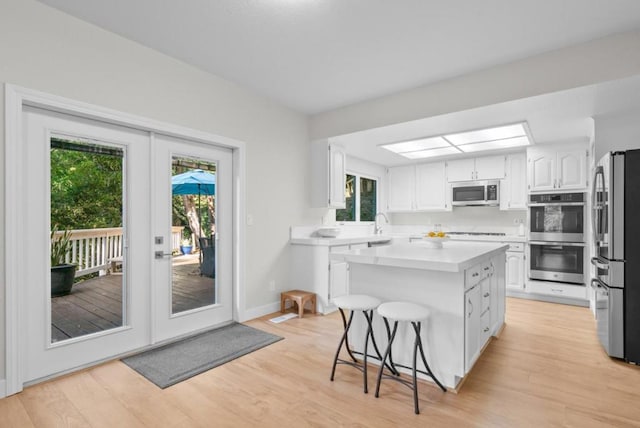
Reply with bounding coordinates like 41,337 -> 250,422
0,379 -> 7,398
241,301 -> 281,322
507,290 -> 588,307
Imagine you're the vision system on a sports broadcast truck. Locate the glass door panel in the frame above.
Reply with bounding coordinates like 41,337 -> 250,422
50,138 -> 126,343
171,156 -> 217,314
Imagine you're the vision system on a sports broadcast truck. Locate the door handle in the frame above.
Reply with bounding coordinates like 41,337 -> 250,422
590,257 -> 608,270
155,251 -> 173,259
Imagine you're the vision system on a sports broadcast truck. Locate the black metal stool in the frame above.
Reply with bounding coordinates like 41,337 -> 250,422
375,301 -> 447,414
330,294 -> 399,393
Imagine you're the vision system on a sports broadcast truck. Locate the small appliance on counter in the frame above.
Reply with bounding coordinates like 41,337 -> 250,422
591,149 -> 640,363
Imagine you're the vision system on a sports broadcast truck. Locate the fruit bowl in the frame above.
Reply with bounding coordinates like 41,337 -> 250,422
421,236 -> 450,248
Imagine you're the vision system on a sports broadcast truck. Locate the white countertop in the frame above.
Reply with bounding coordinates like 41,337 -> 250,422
290,233 -> 525,246
330,241 -> 509,272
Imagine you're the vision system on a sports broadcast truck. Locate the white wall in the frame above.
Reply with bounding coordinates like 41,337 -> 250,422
0,0 -> 325,381
594,108 -> 640,160
310,30 -> 640,140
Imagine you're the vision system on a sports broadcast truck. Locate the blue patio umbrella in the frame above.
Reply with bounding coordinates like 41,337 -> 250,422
171,169 -> 216,240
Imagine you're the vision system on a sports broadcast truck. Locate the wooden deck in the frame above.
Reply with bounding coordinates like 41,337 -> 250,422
51,257 -> 215,343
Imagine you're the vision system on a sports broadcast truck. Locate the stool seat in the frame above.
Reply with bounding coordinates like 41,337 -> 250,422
332,294 -> 381,311
377,302 -> 429,322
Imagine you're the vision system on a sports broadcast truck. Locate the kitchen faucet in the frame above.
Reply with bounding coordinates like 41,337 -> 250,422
374,212 -> 389,235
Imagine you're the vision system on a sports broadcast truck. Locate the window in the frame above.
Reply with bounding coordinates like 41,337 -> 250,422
336,174 -> 378,222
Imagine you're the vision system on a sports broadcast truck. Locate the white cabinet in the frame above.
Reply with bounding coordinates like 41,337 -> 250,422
506,251 -> 525,290
310,140 -> 346,208
415,162 -> 451,211
447,155 -> 505,182
329,261 -> 349,302
464,281 -> 482,371
527,144 -> 588,192
387,165 -> 415,211
464,255 -> 505,371
500,152 -> 527,210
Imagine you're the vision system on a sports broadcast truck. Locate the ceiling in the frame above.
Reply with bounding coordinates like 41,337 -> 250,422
37,0 -> 640,115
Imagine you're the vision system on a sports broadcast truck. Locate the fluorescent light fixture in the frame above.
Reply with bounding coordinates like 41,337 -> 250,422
446,123 -> 527,146
380,136 -> 449,153
457,136 -> 530,153
379,122 -> 531,160
402,146 -> 462,159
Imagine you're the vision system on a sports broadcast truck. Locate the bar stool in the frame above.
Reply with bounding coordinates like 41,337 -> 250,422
374,301 -> 446,414
330,294 -> 399,393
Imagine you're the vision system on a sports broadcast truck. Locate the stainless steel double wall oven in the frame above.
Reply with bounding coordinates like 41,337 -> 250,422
528,192 -> 586,284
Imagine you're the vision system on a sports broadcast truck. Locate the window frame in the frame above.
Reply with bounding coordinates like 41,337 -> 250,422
336,171 -> 379,223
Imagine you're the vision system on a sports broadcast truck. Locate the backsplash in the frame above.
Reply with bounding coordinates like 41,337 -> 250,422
390,206 -> 525,234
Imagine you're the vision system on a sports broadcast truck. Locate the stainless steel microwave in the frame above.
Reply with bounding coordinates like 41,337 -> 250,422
451,180 -> 499,206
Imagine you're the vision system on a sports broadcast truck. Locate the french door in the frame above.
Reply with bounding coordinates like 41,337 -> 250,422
19,106 -> 234,386
151,134 -> 233,342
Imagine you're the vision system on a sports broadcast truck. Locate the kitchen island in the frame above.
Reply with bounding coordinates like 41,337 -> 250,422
330,240 -> 508,390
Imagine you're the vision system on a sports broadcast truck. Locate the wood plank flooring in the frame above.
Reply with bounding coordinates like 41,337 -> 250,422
4,298 -> 640,427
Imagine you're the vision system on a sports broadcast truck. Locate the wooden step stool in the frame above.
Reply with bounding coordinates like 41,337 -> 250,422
280,290 -> 317,318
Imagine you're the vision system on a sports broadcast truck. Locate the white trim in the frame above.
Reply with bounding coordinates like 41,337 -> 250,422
3,83 -> 247,396
240,301 -> 281,322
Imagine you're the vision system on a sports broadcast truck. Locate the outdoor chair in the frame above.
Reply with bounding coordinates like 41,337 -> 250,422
199,236 -> 215,278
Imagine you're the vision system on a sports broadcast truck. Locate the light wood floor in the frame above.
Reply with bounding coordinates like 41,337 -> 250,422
2,298 -> 640,427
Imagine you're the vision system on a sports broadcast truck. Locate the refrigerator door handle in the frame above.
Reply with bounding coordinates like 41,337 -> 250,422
591,257 -> 609,270
591,166 -> 604,244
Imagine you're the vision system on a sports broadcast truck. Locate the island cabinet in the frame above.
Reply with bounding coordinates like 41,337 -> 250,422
331,241 -> 507,390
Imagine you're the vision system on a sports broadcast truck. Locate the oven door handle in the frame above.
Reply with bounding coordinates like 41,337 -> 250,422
528,202 -> 586,207
529,241 -> 585,247
590,257 -> 609,270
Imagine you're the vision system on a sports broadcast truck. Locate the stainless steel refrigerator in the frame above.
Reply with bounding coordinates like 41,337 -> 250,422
591,149 -> 640,363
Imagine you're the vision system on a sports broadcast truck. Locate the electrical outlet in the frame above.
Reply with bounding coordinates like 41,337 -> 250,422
268,280 -> 276,291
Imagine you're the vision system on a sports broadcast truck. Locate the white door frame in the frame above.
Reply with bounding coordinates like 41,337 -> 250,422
3,84 -> 247,397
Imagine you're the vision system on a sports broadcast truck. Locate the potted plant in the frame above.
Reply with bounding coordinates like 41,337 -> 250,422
180,238 -> 193,255
51,225 -> 77,297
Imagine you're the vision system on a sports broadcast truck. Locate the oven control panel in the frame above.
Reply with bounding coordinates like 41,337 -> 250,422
530,192 -> 585,203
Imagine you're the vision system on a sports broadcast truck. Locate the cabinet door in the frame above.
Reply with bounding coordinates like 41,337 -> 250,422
501,153 -> 527,210
505,251 -> 524,290
475,155 -> 505,180
329,261 -> 349,302
557,149 -> 587,190
528,152 -> 555,192
328,145 -> 346,208
387,165 -> 415,211
415,162 -> 450,211
464,283 -> 482,371
447,158 -> 475,182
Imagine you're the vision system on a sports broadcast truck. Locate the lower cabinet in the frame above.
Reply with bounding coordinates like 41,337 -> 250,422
506,249 -> 525,290
328,261 -> 349,303
464,255 -> 505,372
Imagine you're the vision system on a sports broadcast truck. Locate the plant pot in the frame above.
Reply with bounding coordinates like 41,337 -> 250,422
51,264 -> 77,297
180,245 -> 193,255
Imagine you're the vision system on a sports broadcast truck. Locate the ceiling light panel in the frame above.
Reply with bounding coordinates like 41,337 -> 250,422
402,146 -> 461,159
457,136 -> 530,153
445,123 -> 526,146
380,136 -> 450,153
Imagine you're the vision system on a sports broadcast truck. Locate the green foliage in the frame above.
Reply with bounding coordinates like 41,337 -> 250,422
50,147 -> 123,229
51,225 -> 73,266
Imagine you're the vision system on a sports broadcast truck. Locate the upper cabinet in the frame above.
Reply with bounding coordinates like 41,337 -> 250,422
416,162 -> 450,211
310,140 -> 346,208
387,162 -> 451,212
447,155 -> 505,182
527,143 -> 588,192
387,165 -> 415,211
500,153 -> 527,210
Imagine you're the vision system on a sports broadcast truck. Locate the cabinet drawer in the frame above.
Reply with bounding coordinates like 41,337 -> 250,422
480,310 -> 492,344
481,280 -> 491,314
329,245 -> 351,254
526,281 -> 586,299
505,242 -> 524,252
465,265 -> 482,288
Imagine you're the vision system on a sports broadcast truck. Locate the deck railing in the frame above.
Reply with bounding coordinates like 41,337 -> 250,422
53,226 -> 184,277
